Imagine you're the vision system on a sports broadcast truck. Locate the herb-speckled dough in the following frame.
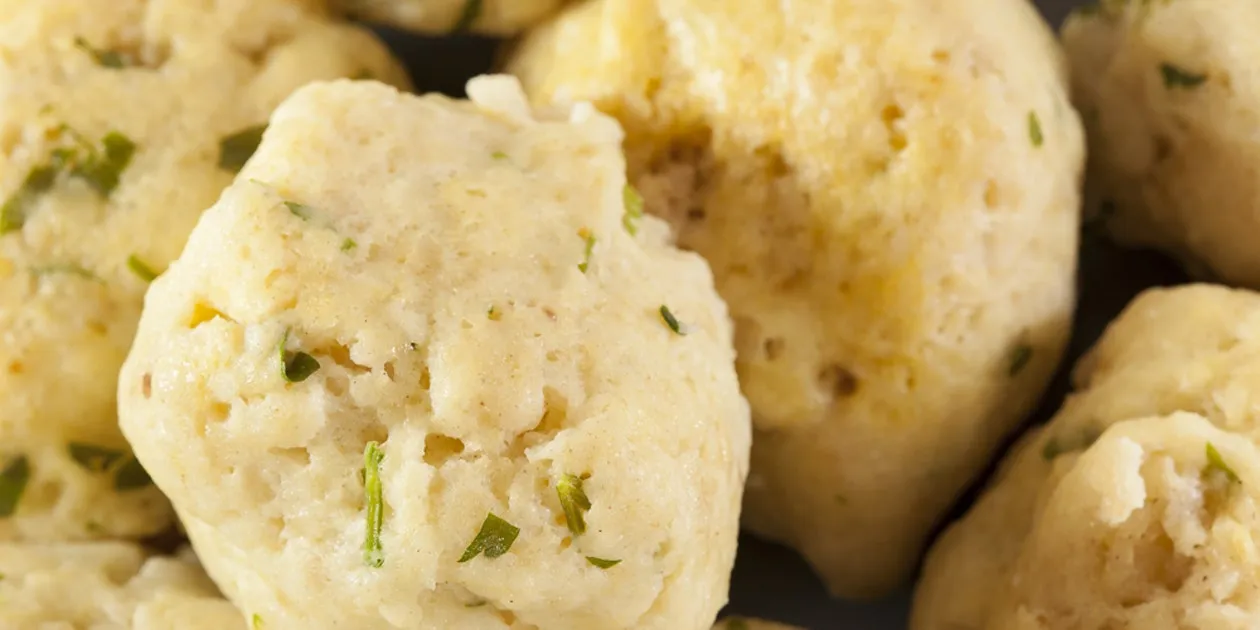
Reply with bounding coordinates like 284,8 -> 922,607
118,77 -> 750,630
0,542 -> 244,629
334,0 -> 564,34
1063,0 -> 1260,287
0,0 -> 407,542
915,285 -> 1260,630
508,0 -> 1083,597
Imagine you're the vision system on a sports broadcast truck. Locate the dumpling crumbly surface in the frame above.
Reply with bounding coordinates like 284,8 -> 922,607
508,0 -> 1083,597
334,0 -> 565,34
0,541 -> 244,629
1063,0 -> 1260,287
118,76 -> 750,630
915,284 -> 1260,630
0,0 -> 407,542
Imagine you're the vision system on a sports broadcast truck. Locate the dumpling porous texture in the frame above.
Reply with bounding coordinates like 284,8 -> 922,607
1063,0 -> 1260,287
118,77 -> 750,630
509,0 -> 1083,597
0,0 -> 408,541
334,0 -> 565,34
0,542 -> 244,629
915,285 -> 1260,630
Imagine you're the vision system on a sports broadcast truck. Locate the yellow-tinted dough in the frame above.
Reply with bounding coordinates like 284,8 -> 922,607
509,0 -> 1083,596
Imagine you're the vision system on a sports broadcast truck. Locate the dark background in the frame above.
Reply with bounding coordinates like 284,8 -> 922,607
371,1 -> 1188,627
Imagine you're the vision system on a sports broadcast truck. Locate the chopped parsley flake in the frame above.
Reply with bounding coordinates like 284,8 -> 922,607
1161,63 -> 1207,89
622,185 -> 644,235
218,125 -> 267,174
458,512 -> 520,562
0,128 -> 134,232
1206,442 -> 1241,484
491,150 -> 509,160
1028,111 -> 1044,148
1008,344 -> 1033,376
341,238 -> 357,252
0,164 -> 58,234
252,614 -> 264,629
363,441 -> 385,568
127,255 -> 159,282
68,443 -> 125,473
0,455 -> 30,517
284,201 -> 313,220
278,329 -> 320,383
113,456 -> 152,491
73,37 -> 128,69
586,556 -> 621,569
659,305 -> 686,335
72,131 -> 136,196
31,264 -> 101,282
577,228 -> 595,273
452,0 -> 483,32
556,474 -> 592,535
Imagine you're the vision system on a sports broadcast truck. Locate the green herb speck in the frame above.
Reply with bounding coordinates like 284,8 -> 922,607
127,255 -> 159,282
1161,63 -> 1207,89
1028,111 -> 1044,148
578,228 -> 595,273
218,125 -> 267,174
1,165 -> 59,234
556,474 -> 592,536
622,184 -> 644,235
458,512 -> 520,562
73,37 -> 127,69
341,238 -> 357,252
113,456 -> 152,491
660,305 -> 685,335
67,443 -> 125,473
1206,442 -> 1241,484
363,441 -> 385,568
252,613 -> 264,629
284,201 -> 313,220
278,329 -> 320,383
72,131 -> 135,196
586,556 -> 620,569
0,455 -> 30,517
491,150 -> 509,160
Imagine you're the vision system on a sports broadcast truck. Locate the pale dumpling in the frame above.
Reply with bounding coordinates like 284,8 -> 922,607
509,0 -> 1083,596
118,77 -> 750,630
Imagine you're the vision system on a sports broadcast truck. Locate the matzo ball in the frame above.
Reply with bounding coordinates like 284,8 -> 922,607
118,77 -> 750,630
0,542 -> 244,629
508,0 -> 1083,597
334,0 -> 564,34
1063,0 -> 1260,287
0,0 -> 407,541
915,284 -> 1260,630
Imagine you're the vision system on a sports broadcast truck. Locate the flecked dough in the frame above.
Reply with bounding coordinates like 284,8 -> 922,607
0,541 -> 245,629
508,0 -> 1083,597
915,285 -> 1260,630
118,77 -> 750,630
0,0 -> 407,541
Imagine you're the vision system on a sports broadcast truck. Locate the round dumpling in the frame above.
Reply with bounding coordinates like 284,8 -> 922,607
0,541 -> 244,629
0,0 -> 407,541
915,284 -> 1260,630
508,0 -> 1083,597
1063,0 -> 1260,287
118,77 -> 750,630
334,0 -> 564,34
